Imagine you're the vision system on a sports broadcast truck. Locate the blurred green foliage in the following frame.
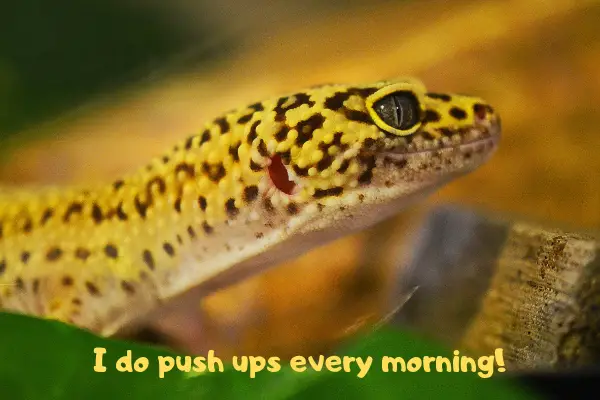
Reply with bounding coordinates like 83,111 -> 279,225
0,1 -> 225,141
0,312 -> 538,399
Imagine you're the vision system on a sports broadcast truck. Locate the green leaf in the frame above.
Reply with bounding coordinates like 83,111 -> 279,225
0,312 -> 539,400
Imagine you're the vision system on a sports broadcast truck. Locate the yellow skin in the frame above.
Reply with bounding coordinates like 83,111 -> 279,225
0,78 -> 500,336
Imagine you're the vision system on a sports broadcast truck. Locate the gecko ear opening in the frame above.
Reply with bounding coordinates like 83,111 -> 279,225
366,83 -> 424,136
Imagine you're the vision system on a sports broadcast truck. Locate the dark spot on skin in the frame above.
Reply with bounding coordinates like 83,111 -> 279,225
263,198 -> 275,213
177,234 -> 183,245
215,117 -> 230,134
449,107 -> 467,120
22,217 -> 33,233
313,187 -> 343,198
324,88 -> 377,112
134,176 -> 168,219
225,199 -> 239,218
275,125 -> 290,142
187,226 -> 196,239
249,102 -> 264,112
202,222 -> 214,234
86,281 -> 100,296
75,247 -> 91,260
317,203 -> 325,212
255,232 -> 264,239
134,196 -> 148,219
358,170 -> 373,184
344,109 -> 371,124
0,259 -> 5,275
142,250 -> 155,270
424,110 -> 441,123
237,113 -> 254,124
148,177 -> 167,195
363,138 -> 376,148
116,202 -> 127,221
324,92 -> 352,110
296,114 -> 325,146
63,203 -> 84,222
104,244 -> 118,259
40,208 -> 54,226
338,159 -> 351,173
200,130 -> 211,144
359,152 -> 376,169
317,152 -> 334,171
421,131 -> 437,141
257,140 -> 269,158
243,185 -> 259,203
47,247 -> 63,261
358,194 -> 365,203
32,279 -> 39,293
287,202 -> 299,215
354,87 -> 379,97
250,160 -> 263,172
229,143 -> 240,161
273,93 -> 315,122
72,298 -> 82,306
113,180 -> 125,191
202,162 -> 226,183
331,132 -> 344,147
162,155 -> 170,164
328,132 -> 350,153
426,93 -> 452,102
21,252 -> 30,264
278,150 -> 291,164
121,281 -> 135,295
163,242 -> 175,257
198,196 -> 207,211
62,275 -> 73,286
247,120 -> 260,144
464,151 -> 472,160
184,136 -> 195,150
175,162 -> 196,179
318,141 -> 330,152
91,203 -> 103,224
292,164 -> 310,177
174,198 -> 182,213
439,128 -> 454,137
15,277 -> 24,290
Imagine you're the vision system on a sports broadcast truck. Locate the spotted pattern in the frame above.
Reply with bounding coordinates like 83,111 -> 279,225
0,78 -> 499,334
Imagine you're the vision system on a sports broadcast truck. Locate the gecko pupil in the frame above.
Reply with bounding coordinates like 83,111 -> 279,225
373,91 -> 420,130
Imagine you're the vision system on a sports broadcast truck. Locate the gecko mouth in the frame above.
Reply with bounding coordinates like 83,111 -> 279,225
383,135 -> 498,159
381,117 -> 501,158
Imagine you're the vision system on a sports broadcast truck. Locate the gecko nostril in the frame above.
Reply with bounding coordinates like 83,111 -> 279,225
473,103 -> 487,120
473,103 -> 494,120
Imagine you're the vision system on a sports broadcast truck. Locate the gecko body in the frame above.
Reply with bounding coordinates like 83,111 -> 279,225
0,78 -> 501,335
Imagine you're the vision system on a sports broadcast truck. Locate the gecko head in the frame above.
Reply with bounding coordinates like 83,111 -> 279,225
265,77 -> 501,234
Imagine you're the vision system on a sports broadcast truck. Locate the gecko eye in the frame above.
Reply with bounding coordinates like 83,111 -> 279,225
372,91 -> 420,131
